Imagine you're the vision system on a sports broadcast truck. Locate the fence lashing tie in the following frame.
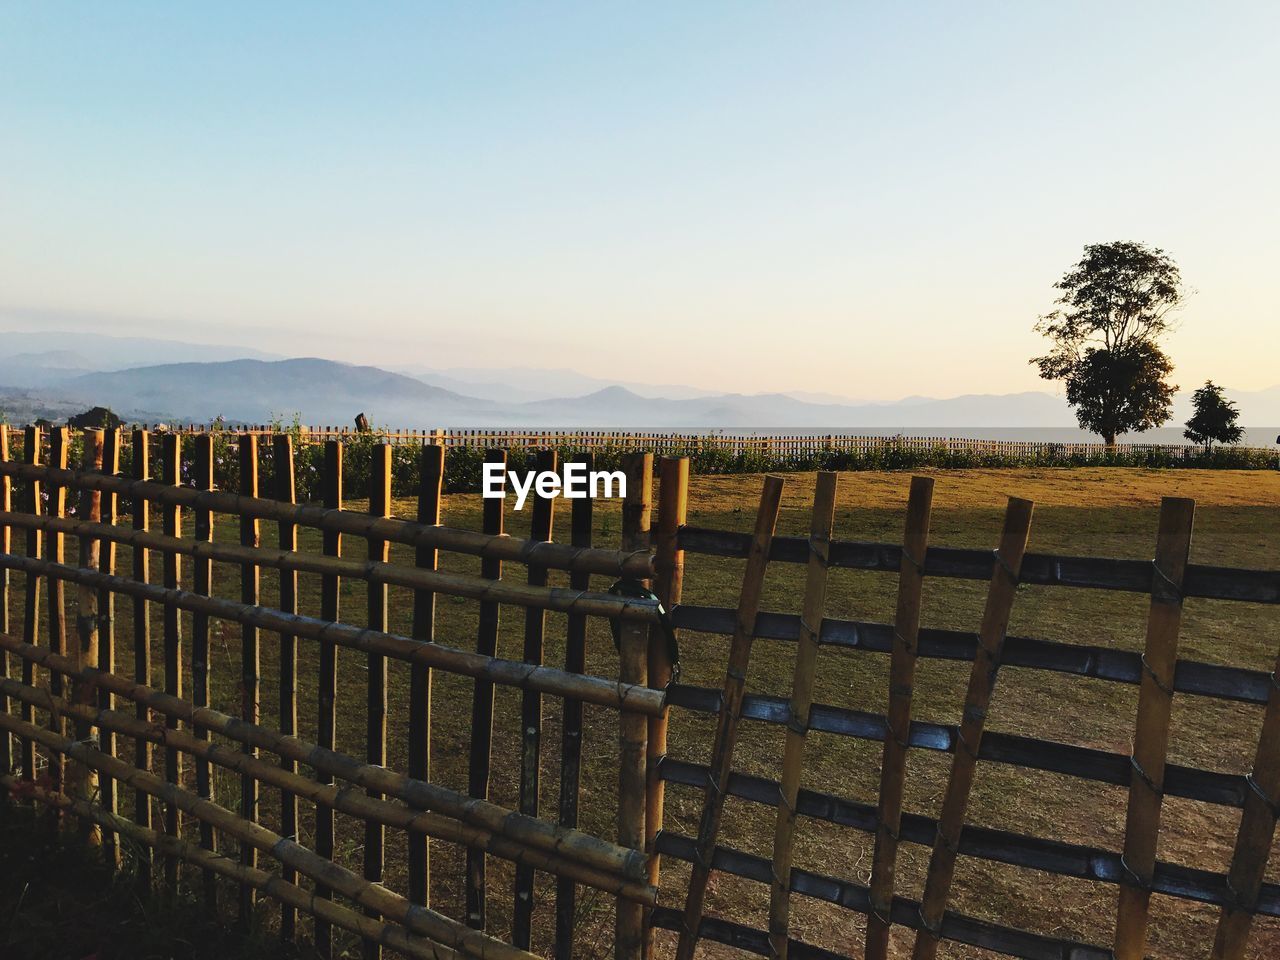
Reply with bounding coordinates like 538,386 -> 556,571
1244,773 -> 1280,818
901,548 -> 926,576
893,630 -> 918,657
1129,754 -> 1164,798
991,549 -> 1019,586
1119,853 -> 1152,891
916,906 -> 943,938
1140,652 -> 1175,697
1151,561 -> 1184,604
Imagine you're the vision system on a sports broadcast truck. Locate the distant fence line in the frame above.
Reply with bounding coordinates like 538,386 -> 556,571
86,424 -> 1279,461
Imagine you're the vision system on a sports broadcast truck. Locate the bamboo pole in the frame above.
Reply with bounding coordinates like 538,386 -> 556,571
1212,635 -> 1280,959
0,630 -> 646,881
47,427 -> 69,795
514,448 -> 557,948
866,476 -> 935,959
239,434 -> 261,921
68,428 -> 103,841
192,433 -> 218,905
410,443 -> 444,908
365,443 -> 392,960
97,427 -> 121,863
131,428 -> 152,881
646,456 -> 688,925
468,448 -> 506,930
675,474 -> 785,960
556,452 -> 594,960
317,439 -> 342,957
617,452 -> 654,960
0,549 -> 665,716
767,471 -> 838,960
0,773 -> 466,960
0,425 -> 8,784
0,710 -> 540,960
0,461 -> 653,579
17,426 -> 39,787
910,497 -> 1035,960
273,433 -> 300,938
1113,497 -> 1196,960
0,511 -> 659,623
160,430 -> 183,890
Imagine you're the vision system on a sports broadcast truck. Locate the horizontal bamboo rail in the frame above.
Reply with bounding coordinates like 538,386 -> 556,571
0,709 -> 538,960
0,511 -> 659,623
0,775 -> 464,960
0,675 -> 656,906
0,553 -> 666,715
0,460 -> 655,579
0,629 -> 648,882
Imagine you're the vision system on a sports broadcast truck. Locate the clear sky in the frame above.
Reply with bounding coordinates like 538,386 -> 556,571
2,3 -> 1277,400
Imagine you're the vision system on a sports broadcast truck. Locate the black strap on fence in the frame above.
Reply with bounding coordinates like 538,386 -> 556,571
608,578 -> 680,681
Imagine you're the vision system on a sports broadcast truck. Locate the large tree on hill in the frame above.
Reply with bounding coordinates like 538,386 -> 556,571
1031,241 -> 1183,446
1184,381 -> 1244,452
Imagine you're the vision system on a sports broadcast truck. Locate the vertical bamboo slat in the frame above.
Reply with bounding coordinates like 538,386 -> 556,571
18,426 -> 40,787
47,428 -> 69,785
192,434 -> 218,905
675,473 -> 785,960
0,426 -> 8,783
97,428 -> 121,861
910,497 -> 1035,960
68,429 -> 104,841
1212,637 -> 1280,958
364,443 -> 392,960
1113,497 -> 1195,960
467,448 -> 506,930
316,439 -> 343,958
409,443 -> 444,907
767,471 -> 838,960
273,434 -> 300,939
131,429 -> 152,879
866,476 -> 935,959
239,434 -> 261,921
617,453 -> 654,960
161,431 -> 184,890
646,457 -> 689,919
513,449 -> 558,949
556,453 -> 594,960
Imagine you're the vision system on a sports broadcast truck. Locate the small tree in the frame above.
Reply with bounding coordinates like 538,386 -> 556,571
1184,381 -> 1243,452
1032,241 -> 1183,446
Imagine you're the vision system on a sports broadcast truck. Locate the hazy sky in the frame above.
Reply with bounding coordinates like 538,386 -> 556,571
2,3 -> 1277,400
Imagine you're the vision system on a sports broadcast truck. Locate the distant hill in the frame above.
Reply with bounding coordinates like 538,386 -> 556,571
64,358 -> 495,425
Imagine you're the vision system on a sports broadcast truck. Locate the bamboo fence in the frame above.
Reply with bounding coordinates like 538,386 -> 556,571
1,423 -> 1279,960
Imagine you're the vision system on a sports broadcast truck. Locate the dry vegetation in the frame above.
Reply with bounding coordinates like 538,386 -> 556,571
2,467 -> 1279,960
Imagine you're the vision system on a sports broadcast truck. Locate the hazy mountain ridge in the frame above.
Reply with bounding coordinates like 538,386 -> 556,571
2,332 -> 1278,433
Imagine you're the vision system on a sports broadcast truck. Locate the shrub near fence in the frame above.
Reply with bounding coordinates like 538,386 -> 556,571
15,424 -> 1277,500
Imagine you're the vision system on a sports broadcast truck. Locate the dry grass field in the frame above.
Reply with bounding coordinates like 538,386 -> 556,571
2,467 -> 1279,960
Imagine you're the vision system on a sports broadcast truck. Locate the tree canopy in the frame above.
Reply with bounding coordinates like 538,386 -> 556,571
1184,381 -> 1244,451
1032,241 -> 1183,445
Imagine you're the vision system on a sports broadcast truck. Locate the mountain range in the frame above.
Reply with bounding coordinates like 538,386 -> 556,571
3,330 -> 1278,439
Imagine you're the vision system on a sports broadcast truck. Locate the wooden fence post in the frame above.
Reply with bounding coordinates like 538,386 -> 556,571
617,452 -> 654,960
409,442 -> 444,908
238,434 -> 261,922
514,448 -> 558,949
192,433 -> 218,906
47,428 -> 69,795
364,443 -> 392,960
675,474 -> 785,960
645,455 -> 688,947
866,476 -> 935,959
467,448 -> 506,930
1113,497 -> 1195,959
768,471 -> 838,960
271,434 -> 301,937
161,430 -> 184,891
0,425 -> 8,785
18,426 -> 41,790
316,438 -> 343,958
68,428 -> 104,841
911,497 -> 1034,960
131,428 -> 152,883
556,452 -> 594,960
97,427 -> 121,863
